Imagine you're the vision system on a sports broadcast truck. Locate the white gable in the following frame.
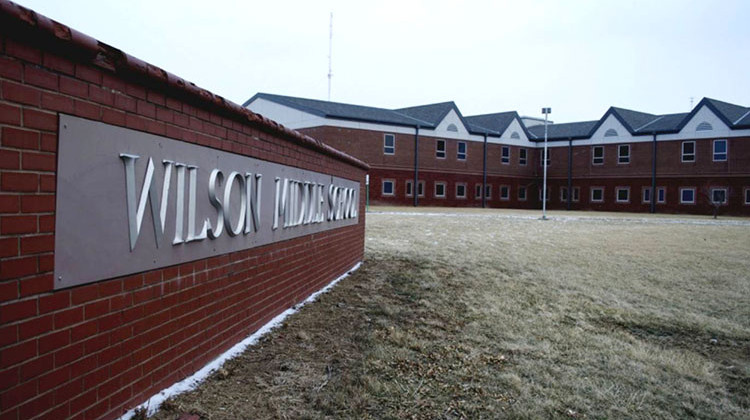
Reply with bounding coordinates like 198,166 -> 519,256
589,114 -> 632,144
679,105 -> 731,138
489,118 -> 532,146
245,98 -> 326,130
435,109 -> 469,136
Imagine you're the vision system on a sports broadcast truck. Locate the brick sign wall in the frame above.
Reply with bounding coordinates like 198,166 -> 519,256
0,2 -> 368,419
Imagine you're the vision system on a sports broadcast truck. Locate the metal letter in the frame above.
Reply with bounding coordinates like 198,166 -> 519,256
245,173 -> 262,234
120,154 -> 167,251
207,169 -> 225,239
172,163 -> 186,245
186,165 -> 207,242
223,171 -> 246,237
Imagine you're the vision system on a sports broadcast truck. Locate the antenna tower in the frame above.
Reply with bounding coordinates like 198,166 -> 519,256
327,12 -> 333,101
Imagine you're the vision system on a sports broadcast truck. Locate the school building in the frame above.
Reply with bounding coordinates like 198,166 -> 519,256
245,93 -> 750,216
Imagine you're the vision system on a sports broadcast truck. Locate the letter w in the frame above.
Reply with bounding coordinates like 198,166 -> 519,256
120,154 -> 173,251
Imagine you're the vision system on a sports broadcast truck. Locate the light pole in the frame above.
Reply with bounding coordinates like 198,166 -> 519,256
542,107 -> 551,220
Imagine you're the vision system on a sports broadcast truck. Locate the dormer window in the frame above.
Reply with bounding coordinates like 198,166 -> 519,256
696,121 -> 713,131
604,128 -> 618,137
447,123 -> 458,132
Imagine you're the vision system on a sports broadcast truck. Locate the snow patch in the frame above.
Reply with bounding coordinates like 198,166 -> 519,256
118,261 -> 362,420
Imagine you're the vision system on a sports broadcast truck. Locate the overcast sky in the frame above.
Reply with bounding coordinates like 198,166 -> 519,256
15,0 -> 750,123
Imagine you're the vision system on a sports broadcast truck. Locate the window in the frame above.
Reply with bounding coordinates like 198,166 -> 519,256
435,182 -> 446,198
519,148 -> 527,165
745,188 -> 750,205
457,141 -> 467,160
618,144 -> 630,164
592,146 -> 604,165
713,139 -> 727,161
539,188 -> 549,202
510,131 -> 520,140
642,187 -> 651,203
682,141 -> 695,162
572,187 -> 580,202
485,184 -> 492,199
417,181 -> 425,197
680,188 -> 695,204
657,187 -> 666,203
604,128 -> 618,137
540,150 -> 550,166
383,134 -> 395,155
616,187 -> 630,203
591,187 -> 604,202
696,121 -> 713,131
436,140 -> 446,158
501,146 -> 510,164
456,183 -> 466,198
561,187 -> 568,202
500,185 -> 509,200
447,123 -> 458,132
711,188 -> 727,205
475,184 -> 482,199
382,180 -> 394,196
405,180 -> 413,197
518,186 -> 527,201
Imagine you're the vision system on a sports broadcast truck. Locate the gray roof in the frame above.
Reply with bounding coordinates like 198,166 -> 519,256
705,98 -> 749,125
463,112 -> 517,136
634,113 -> 689,133
527,120 -> 599,140
395,102 -> 456,126
610,107 -> 659,131
244,93 -> 430,127
245,93 -> 750,138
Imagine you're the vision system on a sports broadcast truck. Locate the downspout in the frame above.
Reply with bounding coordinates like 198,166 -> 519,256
650,132 -> 657,214
414,125 -> 420,207
482,132 -> 488,208
567,137 -> 573,210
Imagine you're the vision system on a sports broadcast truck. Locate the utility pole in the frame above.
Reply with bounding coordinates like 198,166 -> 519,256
327,12 -> 333,101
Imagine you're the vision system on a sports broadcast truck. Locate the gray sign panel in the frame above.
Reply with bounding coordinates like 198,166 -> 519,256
54,115 -> 359,289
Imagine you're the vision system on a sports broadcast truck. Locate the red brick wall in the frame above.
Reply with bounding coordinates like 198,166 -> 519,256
0,23 -> 365,420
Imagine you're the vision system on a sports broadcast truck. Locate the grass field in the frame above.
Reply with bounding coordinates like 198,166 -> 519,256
150,207 -> 750,419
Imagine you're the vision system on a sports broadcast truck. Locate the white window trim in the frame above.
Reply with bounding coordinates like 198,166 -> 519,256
642,187 -> 651,204
657,187 -> 666,204
405,180 -> 413,197
457,141 -> 467,160
591,187 -> 604,203
713,139 -> 727,162
500,185 -> 510,201
436,139 -> 446,159
519,148 -> 527,165
710,187 -> 728,205
592,146 -> 604,165
518,186 -> 527,201
560,187 -> 568,202
681,141 -> 696,162
485,184 -> 492,199
456,183 -> 467,199
617,144 -> 630,164
539,188 -> 549,202
383,134 -> 395,155
417,181 -> 425,197
475,184 -> 482,199
615,187 -> 630,203
382,179 -> 395,196
501,146 -> 510,164
434,182 -> 446,198
744,187 -> 750,205
572,187 -> 580,202
680,187 -> 696,204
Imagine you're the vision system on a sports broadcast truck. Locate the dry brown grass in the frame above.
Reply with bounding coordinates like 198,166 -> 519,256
150,207 -> 750,419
